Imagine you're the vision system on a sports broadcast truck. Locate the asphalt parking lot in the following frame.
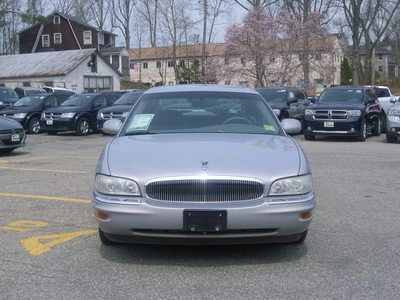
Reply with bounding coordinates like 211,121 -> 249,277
0,133 -> 399,299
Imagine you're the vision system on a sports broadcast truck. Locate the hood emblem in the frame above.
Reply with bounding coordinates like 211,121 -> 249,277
201,160 -> 209,171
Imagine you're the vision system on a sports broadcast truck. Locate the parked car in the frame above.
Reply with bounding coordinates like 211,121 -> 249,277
42,86 -> 74,95
40,92 -> 121,136
386,98 -> 400,143
303,86 -> 381,141
256,87 -> 310,121
94,85 -> 314,246
0,116 -> 26,153
368,85 -> 399,132
1,93 -> 70,134
0,87 -> 19,108
97,91 -> 143,132
14,87 -> 46,99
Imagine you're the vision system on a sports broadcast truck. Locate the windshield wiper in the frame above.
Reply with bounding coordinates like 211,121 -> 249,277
124,131 -> 158,136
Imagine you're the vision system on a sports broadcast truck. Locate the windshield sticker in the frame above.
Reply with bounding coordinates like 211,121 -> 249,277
277,90 -> 286,93
263,124 -> 277,132
128,114 -> 154,131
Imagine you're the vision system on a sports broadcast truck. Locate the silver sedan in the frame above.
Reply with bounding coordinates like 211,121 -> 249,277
93,85 -> 315,245
386,98 -> 400,143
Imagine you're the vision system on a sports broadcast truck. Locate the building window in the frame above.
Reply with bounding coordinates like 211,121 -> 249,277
54,33 -> 62,44
179,60 -> 185,67
315,53 -> 321,60
225,81 -> 231,85
378,54 -> 383,60
156,61 -> 161,68
54,15 -> 60,24
23,82 -> 31,87
0,82 -> 5,87
44,81 -> 54,87
143,62 -> 148,69
167,61 -> 173,68
378,66 -> 383,72
129,60 -> 135,69
41,34 -> 50,47
83,31 -> 92,45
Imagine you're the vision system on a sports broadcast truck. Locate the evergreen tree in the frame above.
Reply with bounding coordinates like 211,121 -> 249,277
341,57 -> 352,85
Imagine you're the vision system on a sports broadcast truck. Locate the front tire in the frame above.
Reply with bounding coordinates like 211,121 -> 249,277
292,230 -> 308,244
98,228 -> 116,246
386,132 -> 397,143
28,117 -> 40,134
0,148 -> 15,154
357,120 -> 367,142
372,116 -> 381,136
76,118 -> 90,136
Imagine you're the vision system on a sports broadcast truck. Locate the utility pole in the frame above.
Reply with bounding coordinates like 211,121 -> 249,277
201,0 -> 208,83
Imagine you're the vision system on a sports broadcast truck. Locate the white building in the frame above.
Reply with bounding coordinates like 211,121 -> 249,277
0,49 -> 120,93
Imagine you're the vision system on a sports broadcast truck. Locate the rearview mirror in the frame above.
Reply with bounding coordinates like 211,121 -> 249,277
102,119 -> 122,135
281,118 -> 302,134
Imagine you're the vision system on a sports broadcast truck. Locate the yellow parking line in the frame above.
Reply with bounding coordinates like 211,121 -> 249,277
0,159 -> 8,163
0,193 -> 91,204
0,166 -> 89,174
5,157 -> 49,164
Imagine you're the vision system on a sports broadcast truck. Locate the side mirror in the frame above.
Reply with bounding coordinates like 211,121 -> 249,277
102,119 -> 122,135
390,97 -> 397,104
281,118 -> 302,134
308,97 -> 317,103
368,98 -> 376,104
0,101 -> 4,110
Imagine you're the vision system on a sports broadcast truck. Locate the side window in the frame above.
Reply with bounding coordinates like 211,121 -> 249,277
288,91 -> 296,101
94,96 -> 107,108
44,96 -> 57,107
296,90 -> 305,100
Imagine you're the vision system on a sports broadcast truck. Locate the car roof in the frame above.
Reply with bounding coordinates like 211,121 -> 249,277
144,84 -> 259,95
256,86 -> 293,90
0,87 -> 14,91
329,85 -> 367,90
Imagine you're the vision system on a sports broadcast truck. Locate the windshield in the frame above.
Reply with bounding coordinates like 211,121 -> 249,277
256,88 -> 287,104
373,88 -> 390,98
318,89 -> 364,104
0,89 -> 17,99
61,94 -> 95,106
121,91 -> 283,136
14,95 -> 45,107
113,92 -> 143,105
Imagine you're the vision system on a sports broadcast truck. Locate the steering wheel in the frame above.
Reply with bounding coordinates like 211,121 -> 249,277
223,116 -> 252,125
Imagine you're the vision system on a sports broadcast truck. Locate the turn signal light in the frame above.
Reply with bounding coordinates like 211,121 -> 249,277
300,210 -> 313,220
95,210 -> 110,220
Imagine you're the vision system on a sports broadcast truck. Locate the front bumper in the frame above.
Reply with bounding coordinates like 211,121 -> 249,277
0,130 -> 26,149
93,192 -> 315,245
40,118 -> 76,132
304,118 -> 362,136
387,115 -> 400,137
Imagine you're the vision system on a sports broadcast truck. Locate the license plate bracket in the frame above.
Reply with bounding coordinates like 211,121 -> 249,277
10,134 -> 20,142
183,210 -> 227,232
324,121 -> 334,128
46,119 -> 53,125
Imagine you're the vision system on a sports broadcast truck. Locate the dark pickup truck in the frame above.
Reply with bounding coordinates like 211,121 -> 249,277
303,86 -> 381,141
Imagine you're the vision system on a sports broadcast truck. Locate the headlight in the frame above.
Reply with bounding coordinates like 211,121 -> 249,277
268,174 -> 313,196
272,109 -> 281,117
305,109 -> 315,116
388,109 -> 400,117
61,112 -> 76,118
13,113 -> 27,119
347,110 -> 361,117
121,111 -> 129,118
97,112 -> 103,119
95,174 -> 141,196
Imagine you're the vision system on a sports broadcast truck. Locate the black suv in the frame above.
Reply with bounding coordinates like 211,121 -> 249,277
97,91 -> 143,132
256,87 -> 310,121
1,93 -> 71,134
0,87 -> 19,108
41,93 -> 121,135
303,86 -> 381,141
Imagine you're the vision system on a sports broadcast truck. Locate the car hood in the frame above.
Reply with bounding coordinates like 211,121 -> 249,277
44,106 -> 88,113
1,106 -> 39,114
310,102 -> 365,110
0,116 -> 23,130
99,105 -> 132,114
106,133 -> 302,185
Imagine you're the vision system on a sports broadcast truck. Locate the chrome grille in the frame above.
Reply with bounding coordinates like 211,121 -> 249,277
314,110 -> 348,120
102,112 -> 123,119
146,178 -> 264,202
44,112 -> 62,120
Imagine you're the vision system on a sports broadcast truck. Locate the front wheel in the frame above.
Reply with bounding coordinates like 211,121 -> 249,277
357,120 -> 367,142
76,118 -> 90,136
372,116 -> 381,136
28,117 -> 40,134
0,148 -> 15,154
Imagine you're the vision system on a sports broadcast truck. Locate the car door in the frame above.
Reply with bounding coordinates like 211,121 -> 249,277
365,89 -> 380,125
287,89 -> 307,119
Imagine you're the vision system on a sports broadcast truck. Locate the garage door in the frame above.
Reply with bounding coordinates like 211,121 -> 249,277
83,76 -> 113,93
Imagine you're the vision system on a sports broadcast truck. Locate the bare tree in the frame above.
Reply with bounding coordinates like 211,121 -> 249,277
233,0 -> 279,10
137,0 -> 159,47
111,0 -> 136,49
0,0 -> 23,54
207,0 -> 229,43
90,0 -> 111,31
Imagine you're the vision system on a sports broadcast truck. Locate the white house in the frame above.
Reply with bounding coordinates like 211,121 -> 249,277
0,49 -> 120,93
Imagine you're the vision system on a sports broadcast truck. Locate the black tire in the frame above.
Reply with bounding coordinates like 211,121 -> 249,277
28,117 -> 41,134
386,132 -> 397,143
292,230 -> 308,244
381,112 -> 387,133
76,118 -> 90,136
357,120 -> 367,142
47,131 -> 58,135
372,116 -> 381,136
0,148 -> 15,154
304,134 -> 315,141
98,228 -> 116,246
